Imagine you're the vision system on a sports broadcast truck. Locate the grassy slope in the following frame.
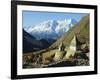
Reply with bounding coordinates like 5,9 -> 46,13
48,15 -> 89,50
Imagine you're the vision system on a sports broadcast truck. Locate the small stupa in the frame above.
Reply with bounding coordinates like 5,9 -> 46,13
54,42 -> 65,61
58,42 -> 65,51
64,36 -> 76,60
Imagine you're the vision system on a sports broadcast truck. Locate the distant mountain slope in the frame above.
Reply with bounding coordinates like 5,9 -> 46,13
48,15 -> 89,50
23,29 -> 36,53
23,29 -> 56,53
24,19 -> 77,40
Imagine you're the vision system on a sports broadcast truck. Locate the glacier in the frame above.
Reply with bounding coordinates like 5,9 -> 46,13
24,19 -> 77,40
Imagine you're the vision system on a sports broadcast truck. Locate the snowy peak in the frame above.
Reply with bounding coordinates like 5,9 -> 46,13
67,19 -> 77,24
24,19 -> 77,40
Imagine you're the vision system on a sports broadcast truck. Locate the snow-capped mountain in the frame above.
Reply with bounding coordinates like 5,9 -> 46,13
24,19 -> 77,40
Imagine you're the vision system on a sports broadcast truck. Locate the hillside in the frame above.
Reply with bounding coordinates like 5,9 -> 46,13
48,15 -> 89,50
23,29 -> 55,53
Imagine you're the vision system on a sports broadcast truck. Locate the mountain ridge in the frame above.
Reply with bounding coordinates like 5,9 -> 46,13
24,19 -> 77,40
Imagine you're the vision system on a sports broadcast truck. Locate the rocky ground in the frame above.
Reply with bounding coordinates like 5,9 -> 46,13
23,49 -> 89,69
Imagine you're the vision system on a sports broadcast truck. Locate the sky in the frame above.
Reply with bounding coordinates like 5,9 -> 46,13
22,11 -> 88,28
